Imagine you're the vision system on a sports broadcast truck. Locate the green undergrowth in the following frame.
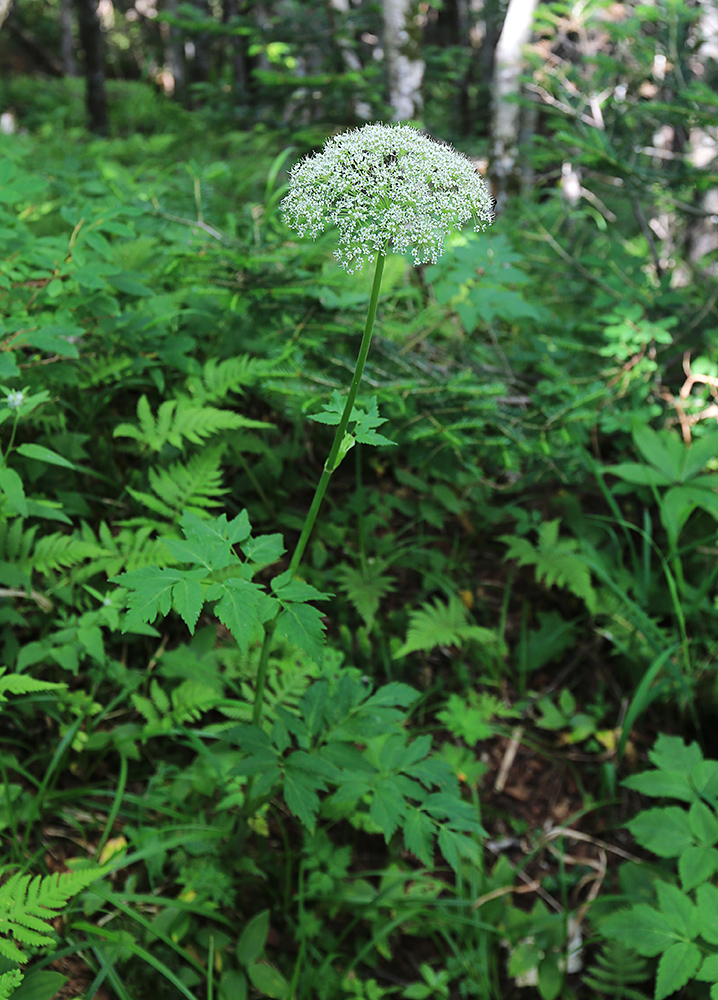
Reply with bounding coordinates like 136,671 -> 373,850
0,75 -> 717,1000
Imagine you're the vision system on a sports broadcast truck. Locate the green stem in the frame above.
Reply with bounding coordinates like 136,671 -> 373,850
287,248 -> 385,577
247,248 -> 386,733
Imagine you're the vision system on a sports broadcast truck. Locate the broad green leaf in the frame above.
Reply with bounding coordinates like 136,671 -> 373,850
171,575 -> 205,633
626,807 -> 693,857
602,905 -> 672,957
696,953 -> 718,982
683,432 -> 718,480
364,682 -> 421,709
537,955 -> 563,1000
649,735 -> 704,777
271,572 -> 329,602
633,426 -> 683,480
655,941 -> 701,1000
211,578 -> 274,654
241,533 -> 285,568
661,485 -> 718,545
369,778 -> 407,840
689,800 -> 718,845
274,602 -> 326,664
283,762 -> 325,831
219,970 -> 247,1000
696,883 -> 718,945
236,910 -> 269,967
403,808 -> 434,866
508,940 -> 542,978
10,969 -> 68,1000
606,462 -> 673,487
679,845 -> 718,892
623,769 -> 695,802
247,962 -> 288,1000
0,466 -> 27,517
655,880 -> 698,937
16,443 -> 76,469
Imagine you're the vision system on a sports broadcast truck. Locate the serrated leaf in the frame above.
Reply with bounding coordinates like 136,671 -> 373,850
696,883 -> 718,945
655,941 -> 701,1000
689,800 -> 718,845
212,578 -> 273,654
679,845 -> 718,892
403,808 -> 435,866
283,762 -> 326,831
0,467 -> 27,517
241,533 -> 285,568
626,807 -> 693,857
271,572 -> 330,603
275,602 -> 326,664
369,778 -> 407,841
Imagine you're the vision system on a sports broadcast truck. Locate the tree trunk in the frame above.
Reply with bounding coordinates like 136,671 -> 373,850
75,0 -> 108,134
162,0 -> 186,97
327,0 -> 371,120
489,0 -> 538,209
382,0 -> 424,121
687,0 -> 718,276
61,0 -> 77,75
0,0 -> 11,32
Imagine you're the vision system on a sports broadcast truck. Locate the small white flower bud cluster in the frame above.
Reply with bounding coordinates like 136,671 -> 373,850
6,391 -> 24,410
281,123 -> 495,273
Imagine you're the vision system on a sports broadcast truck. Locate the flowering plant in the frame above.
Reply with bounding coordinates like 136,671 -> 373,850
281,122 -> 494,273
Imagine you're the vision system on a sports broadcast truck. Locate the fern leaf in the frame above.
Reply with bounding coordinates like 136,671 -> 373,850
31,533 -> 109,576
337,559 -> 395,629
0,669 -> 64,707
394,595 -> 496,659
501,520 -> 597,613
583,940 -> 650,999
147,447 -> 227,514
0,968 -> 23,1000
0,867 -> 107,962
115,396 -> 272,452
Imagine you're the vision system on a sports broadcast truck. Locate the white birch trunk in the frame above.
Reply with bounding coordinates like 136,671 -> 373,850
688,0 -> 718,275
328,0 -> 371,120
489,0 -> 539,209
382,0 -> 424,121
0,0 -> 11,32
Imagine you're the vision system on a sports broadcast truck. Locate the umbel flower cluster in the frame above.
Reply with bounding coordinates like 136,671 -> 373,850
281,123 -> 495,273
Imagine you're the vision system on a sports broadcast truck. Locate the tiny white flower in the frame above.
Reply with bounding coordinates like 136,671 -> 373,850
281,122 -> 494,273
6,390 -> 24,410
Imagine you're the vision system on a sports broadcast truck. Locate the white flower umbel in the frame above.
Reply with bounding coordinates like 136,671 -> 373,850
6,391 -> 24,411
281,122 -> 494,273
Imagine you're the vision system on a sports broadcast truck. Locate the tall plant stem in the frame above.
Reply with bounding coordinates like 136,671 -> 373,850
249,249 -> 386,731
288,249 -> 386,577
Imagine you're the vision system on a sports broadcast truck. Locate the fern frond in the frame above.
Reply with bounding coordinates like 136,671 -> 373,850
394,595 -> 497,659
98,523 -> 173,576
0,968 -> 23,1000
0,867 -> 107,963
187,355 -> 258,403
501,520 -> 597,613
583,940 -> 650,999
31,533 -> 109,576
0,669 -> 64,708
114,395 -> 272,452
148,447 -> 227,514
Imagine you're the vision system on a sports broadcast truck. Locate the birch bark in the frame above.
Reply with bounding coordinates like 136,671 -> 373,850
383,0 -> 424,121
489,0 -> 538,209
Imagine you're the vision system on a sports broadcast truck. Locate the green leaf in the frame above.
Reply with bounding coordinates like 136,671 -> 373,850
403,808 -> 435,866
537,955 -> 563,1000
236,910 -> 269,967
679,845 -> 718,892
696,883 -> 718,945
606,463 -> 673,487
11,969 -> 68,1000
283,758 -> 327,831
626,807 -> 693,857
0,467 -> 27,517
369,778 -> 407,841
649,735 -> 704,776
271,572 -> 330,603
696,953 -> 718,982
247,962 -> 288,1000
212,578 -> 274,654
689,800 -> 718,845
655,880 -> 698,937
274,602 -> 326,664
241,533 -> 285,568
602,905 -> 672,957
655,941 -> 701,1000
15,444 -> 76,469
